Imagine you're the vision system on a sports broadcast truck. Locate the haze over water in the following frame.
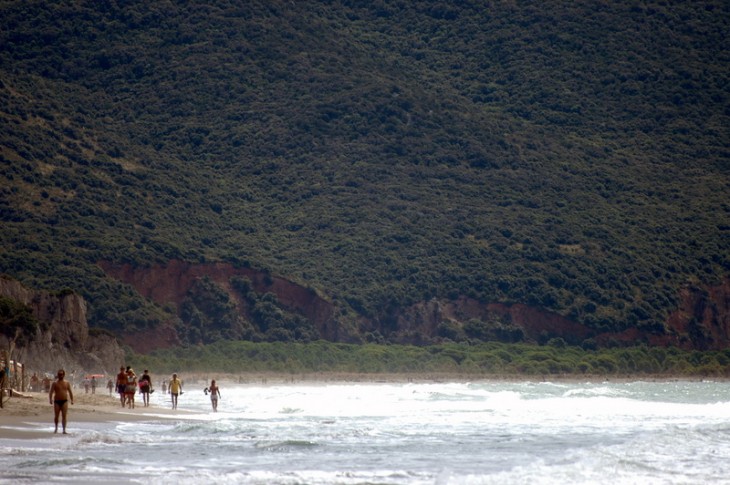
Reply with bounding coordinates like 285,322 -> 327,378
2,380 -> 730,484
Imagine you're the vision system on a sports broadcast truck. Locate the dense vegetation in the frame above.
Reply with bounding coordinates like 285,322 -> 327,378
0,295 -> 41,347
127,340 -> 730,378
178,275 -> 320,344
0,2 -> 728,344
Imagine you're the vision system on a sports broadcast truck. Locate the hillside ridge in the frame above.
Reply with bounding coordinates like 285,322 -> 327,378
1,1 -> 728,349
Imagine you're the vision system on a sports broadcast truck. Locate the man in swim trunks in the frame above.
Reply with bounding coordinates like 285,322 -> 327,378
49,369 -> 74,434
116,366 -> 126,407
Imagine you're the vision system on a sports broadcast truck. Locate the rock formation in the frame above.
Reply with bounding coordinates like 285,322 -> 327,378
0,275 -> 124,375
99,260 -> 347,350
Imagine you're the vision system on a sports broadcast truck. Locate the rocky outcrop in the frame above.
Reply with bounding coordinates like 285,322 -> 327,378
0,275 -> 124,374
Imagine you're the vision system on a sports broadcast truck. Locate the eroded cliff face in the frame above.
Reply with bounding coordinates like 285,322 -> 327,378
664,277 -> 730,350
388,297 -> 690,348
122,323 -> 182,354
387,297 -> 595,344
98,260 -> 343,350
385,279 -> 730,349
0,276 -> 125,373
98,261 -> 730,351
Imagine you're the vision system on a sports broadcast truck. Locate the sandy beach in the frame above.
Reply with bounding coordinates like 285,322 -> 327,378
0,390 -> 190,440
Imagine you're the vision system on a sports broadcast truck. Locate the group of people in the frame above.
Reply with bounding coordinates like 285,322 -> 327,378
81,376 -> 97,394
47,367 -> 223,434
29,372 -> 52,392
115,366 -> 153,408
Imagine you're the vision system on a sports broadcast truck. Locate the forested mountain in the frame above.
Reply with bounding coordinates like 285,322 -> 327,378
1,1 -> 728,350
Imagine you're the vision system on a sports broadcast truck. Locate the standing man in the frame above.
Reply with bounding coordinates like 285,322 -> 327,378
116,366 -> 127,407
91,376 -> 97,394
169,373 -> 182,410
30,373 -> 40,392
49,369 -> 74,434
139,369 -> 152,407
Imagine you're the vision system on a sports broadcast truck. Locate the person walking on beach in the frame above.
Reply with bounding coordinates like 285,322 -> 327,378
91,376 -> 97,394
206,379 -> 221,412
169,373 -> 182,410
107,378 -> 113,396
125,367 -> 137,409
31,372 -> 40,392
139,369 -> 152,407
0,369 -> 6,409
49,369 -> 74,434
116,366 -> 126,407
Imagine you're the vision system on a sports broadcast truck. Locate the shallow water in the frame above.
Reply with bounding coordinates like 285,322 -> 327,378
2,380 -> 730,484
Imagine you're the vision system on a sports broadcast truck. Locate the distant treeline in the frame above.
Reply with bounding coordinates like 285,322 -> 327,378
127,340 -> 730,378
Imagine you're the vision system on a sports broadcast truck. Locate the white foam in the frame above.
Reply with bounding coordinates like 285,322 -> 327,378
3,381 -> 730,484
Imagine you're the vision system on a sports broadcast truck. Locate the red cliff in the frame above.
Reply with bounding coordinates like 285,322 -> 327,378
98,261 -> 730,351
98,260 -> 340,349
664,277 -> 730,350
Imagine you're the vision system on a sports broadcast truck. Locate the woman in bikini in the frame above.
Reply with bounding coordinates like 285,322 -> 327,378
207,379 -> 221,412
125,367 -> 137,409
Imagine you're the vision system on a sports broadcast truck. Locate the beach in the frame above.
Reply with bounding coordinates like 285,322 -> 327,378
1,371 -> 715,439
0,389 -> 187,440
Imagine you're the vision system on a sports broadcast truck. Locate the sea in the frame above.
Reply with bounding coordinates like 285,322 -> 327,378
1,379 -> 729,484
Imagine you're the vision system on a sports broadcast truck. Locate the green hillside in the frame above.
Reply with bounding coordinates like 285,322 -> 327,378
1,1 -> 728,344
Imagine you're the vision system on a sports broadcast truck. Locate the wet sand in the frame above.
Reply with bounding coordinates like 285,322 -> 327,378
0,390 -> 192,439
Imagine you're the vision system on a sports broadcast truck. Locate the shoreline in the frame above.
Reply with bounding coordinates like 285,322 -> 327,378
2,373 -> 725,440
175,370 -> 729,385
0,391 -> 194,440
